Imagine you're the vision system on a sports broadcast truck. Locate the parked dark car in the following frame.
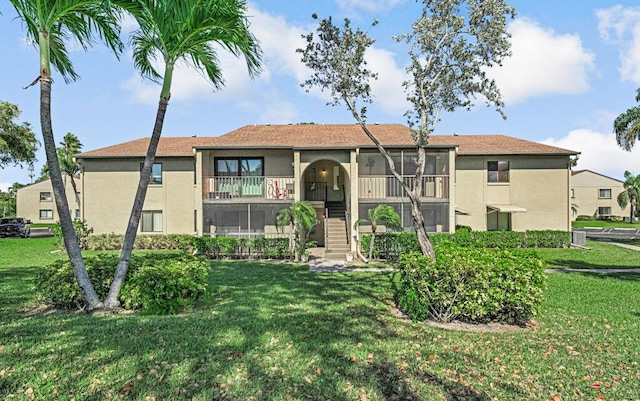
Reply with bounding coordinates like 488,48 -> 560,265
0,217 -> 31,238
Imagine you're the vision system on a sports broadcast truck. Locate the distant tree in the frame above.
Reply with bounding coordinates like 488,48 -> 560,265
0,100 -> 38,168
9,0 -> 125,311
614,88 -> 640,151
298,1 -> 515,261
39,133 -> 83,211
1,182 -> 25,217
276,201 -> 318,261
103,0 -> 262,309
355,204 -> 402,261
617,170 -> 640,221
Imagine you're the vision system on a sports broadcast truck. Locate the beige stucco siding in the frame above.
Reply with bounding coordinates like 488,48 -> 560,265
81,157 -> 196,234
571,171 -> 627,219
16,177 -> 81,223
455,155 -> 571,231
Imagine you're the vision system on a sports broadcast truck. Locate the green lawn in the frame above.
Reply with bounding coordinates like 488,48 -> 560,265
572,220 -> 640,229
1,238 -> 639,400
536,239 -> 640,269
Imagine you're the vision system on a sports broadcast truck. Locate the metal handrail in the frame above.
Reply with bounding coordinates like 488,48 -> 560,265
324,207 -> 329,249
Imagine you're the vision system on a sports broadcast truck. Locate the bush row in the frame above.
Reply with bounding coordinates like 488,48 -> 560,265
36,253 -> 209,314
397,243 -> 547,325
83,234 -> 291,260
85,233 -> 197,252
361,230 -> 570,261
193,237 -> 290,259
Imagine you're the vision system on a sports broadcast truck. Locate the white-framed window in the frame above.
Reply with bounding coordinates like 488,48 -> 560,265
141,211 -> 163,232
39,209 -> 53,219
40,192 -> 52,202
141,162 -> 163,185
598,188 -> 612,199
598,207 -> 611,216
488,161 -> 509,183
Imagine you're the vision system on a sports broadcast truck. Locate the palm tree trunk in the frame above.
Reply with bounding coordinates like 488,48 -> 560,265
40,77 -> 103,310
104,98 -> 169,308
368,231 -> 376,261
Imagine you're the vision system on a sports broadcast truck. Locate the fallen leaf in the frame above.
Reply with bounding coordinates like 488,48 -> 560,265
350,355 -> 357,362
590,381 -> 602,390
119,383 -> 134,394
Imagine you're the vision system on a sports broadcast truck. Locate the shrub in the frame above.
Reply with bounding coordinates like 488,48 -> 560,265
85,234 -> 196,252
36,253 -> 209,314
397,243 -> 547,325
120,254 -> 209,314
364,230 -> 570,260
193,236 -> 290,259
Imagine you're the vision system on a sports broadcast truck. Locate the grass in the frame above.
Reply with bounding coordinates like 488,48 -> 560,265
536,239 -> 640,269
572,220 -> 640,229
1,238 -> 640,400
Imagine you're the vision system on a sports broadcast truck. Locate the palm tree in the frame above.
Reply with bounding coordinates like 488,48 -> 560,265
617,170 -> 640,222
355,204 -> 402,261
41,133 -> 83,212
9,0 -> 125,311
614,88 -> 640,151
275,201 -> 318,262
103,0 -> 262,308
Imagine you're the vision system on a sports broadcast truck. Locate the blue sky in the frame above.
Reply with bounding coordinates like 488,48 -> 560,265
2,0 -> 640,191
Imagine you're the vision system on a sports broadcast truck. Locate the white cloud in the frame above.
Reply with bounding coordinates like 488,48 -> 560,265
490,18 -> 595,104
596,5 -> 640,83
541,129 -> 640,180
367,47 -> 409,115
335,0 -> 405,13
0,181 -> 10,192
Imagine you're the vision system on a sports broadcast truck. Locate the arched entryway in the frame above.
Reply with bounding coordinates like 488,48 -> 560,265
301,159 -> 351,255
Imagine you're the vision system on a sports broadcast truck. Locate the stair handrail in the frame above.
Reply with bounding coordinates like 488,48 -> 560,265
324,207 -> 329,249
344,209 -> 350,245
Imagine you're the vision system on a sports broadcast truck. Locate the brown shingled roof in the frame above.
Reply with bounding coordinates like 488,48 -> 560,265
77,137 -> 212,158
77,124 -> 578,158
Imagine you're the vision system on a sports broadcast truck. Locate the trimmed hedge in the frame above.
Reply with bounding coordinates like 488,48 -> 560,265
85,233 -> 197,252
193,236 -> 290,260
362,230 -> 570,261
84,234 -> 291,260
36,253 -> 209,314
397,243 -> 547,325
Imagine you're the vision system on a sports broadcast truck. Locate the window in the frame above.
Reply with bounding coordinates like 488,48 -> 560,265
215,157 -> 263,177
598,188 -> 612,199
141,162 -> 163,185
487,211 -> 511,231
40,192 -> 52,202
75,209 -> 81,219
39,209 -> 53,220
488,161 -> 509,183
598,207 -> 611,216
570,189 -> 575,198
141,211 -> 163,232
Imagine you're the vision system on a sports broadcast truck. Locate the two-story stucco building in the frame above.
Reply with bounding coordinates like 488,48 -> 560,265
571,170 -> 629,220
73,124 -> 578,257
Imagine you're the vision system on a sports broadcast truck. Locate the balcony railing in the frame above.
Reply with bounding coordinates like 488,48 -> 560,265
358,175 -> 449,199
203,176 -> 294,200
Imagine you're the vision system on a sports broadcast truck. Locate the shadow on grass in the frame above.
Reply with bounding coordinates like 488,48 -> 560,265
0,261 -> 524,400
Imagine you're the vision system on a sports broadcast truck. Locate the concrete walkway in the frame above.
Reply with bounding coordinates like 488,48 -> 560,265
609,242 -> 640,251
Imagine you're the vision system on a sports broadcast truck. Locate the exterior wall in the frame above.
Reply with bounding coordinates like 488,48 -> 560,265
571,171 -> 627,219
80,157 -> 197,235
455,155 -> 571,231
16,177 -> 81,223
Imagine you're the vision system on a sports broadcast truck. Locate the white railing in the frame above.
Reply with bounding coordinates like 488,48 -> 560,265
358,175 -> 449,199
203,176 -> 295,200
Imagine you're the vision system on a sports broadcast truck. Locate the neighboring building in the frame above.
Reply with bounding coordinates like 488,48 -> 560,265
16,176 -> 82,223
571,170 -> 628,220
76,124 -> 578,256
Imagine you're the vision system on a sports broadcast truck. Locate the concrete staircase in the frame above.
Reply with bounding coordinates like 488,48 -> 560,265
324,201 -> 350,260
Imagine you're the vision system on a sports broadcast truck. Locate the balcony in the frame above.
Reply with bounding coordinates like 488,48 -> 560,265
358,175 -> 449,200
203,176 -> 294,201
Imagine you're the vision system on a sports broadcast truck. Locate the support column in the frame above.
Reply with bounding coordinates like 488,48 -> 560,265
194,150 -> 204,236
294,151 -> 301,202
350,150 -> 359,253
